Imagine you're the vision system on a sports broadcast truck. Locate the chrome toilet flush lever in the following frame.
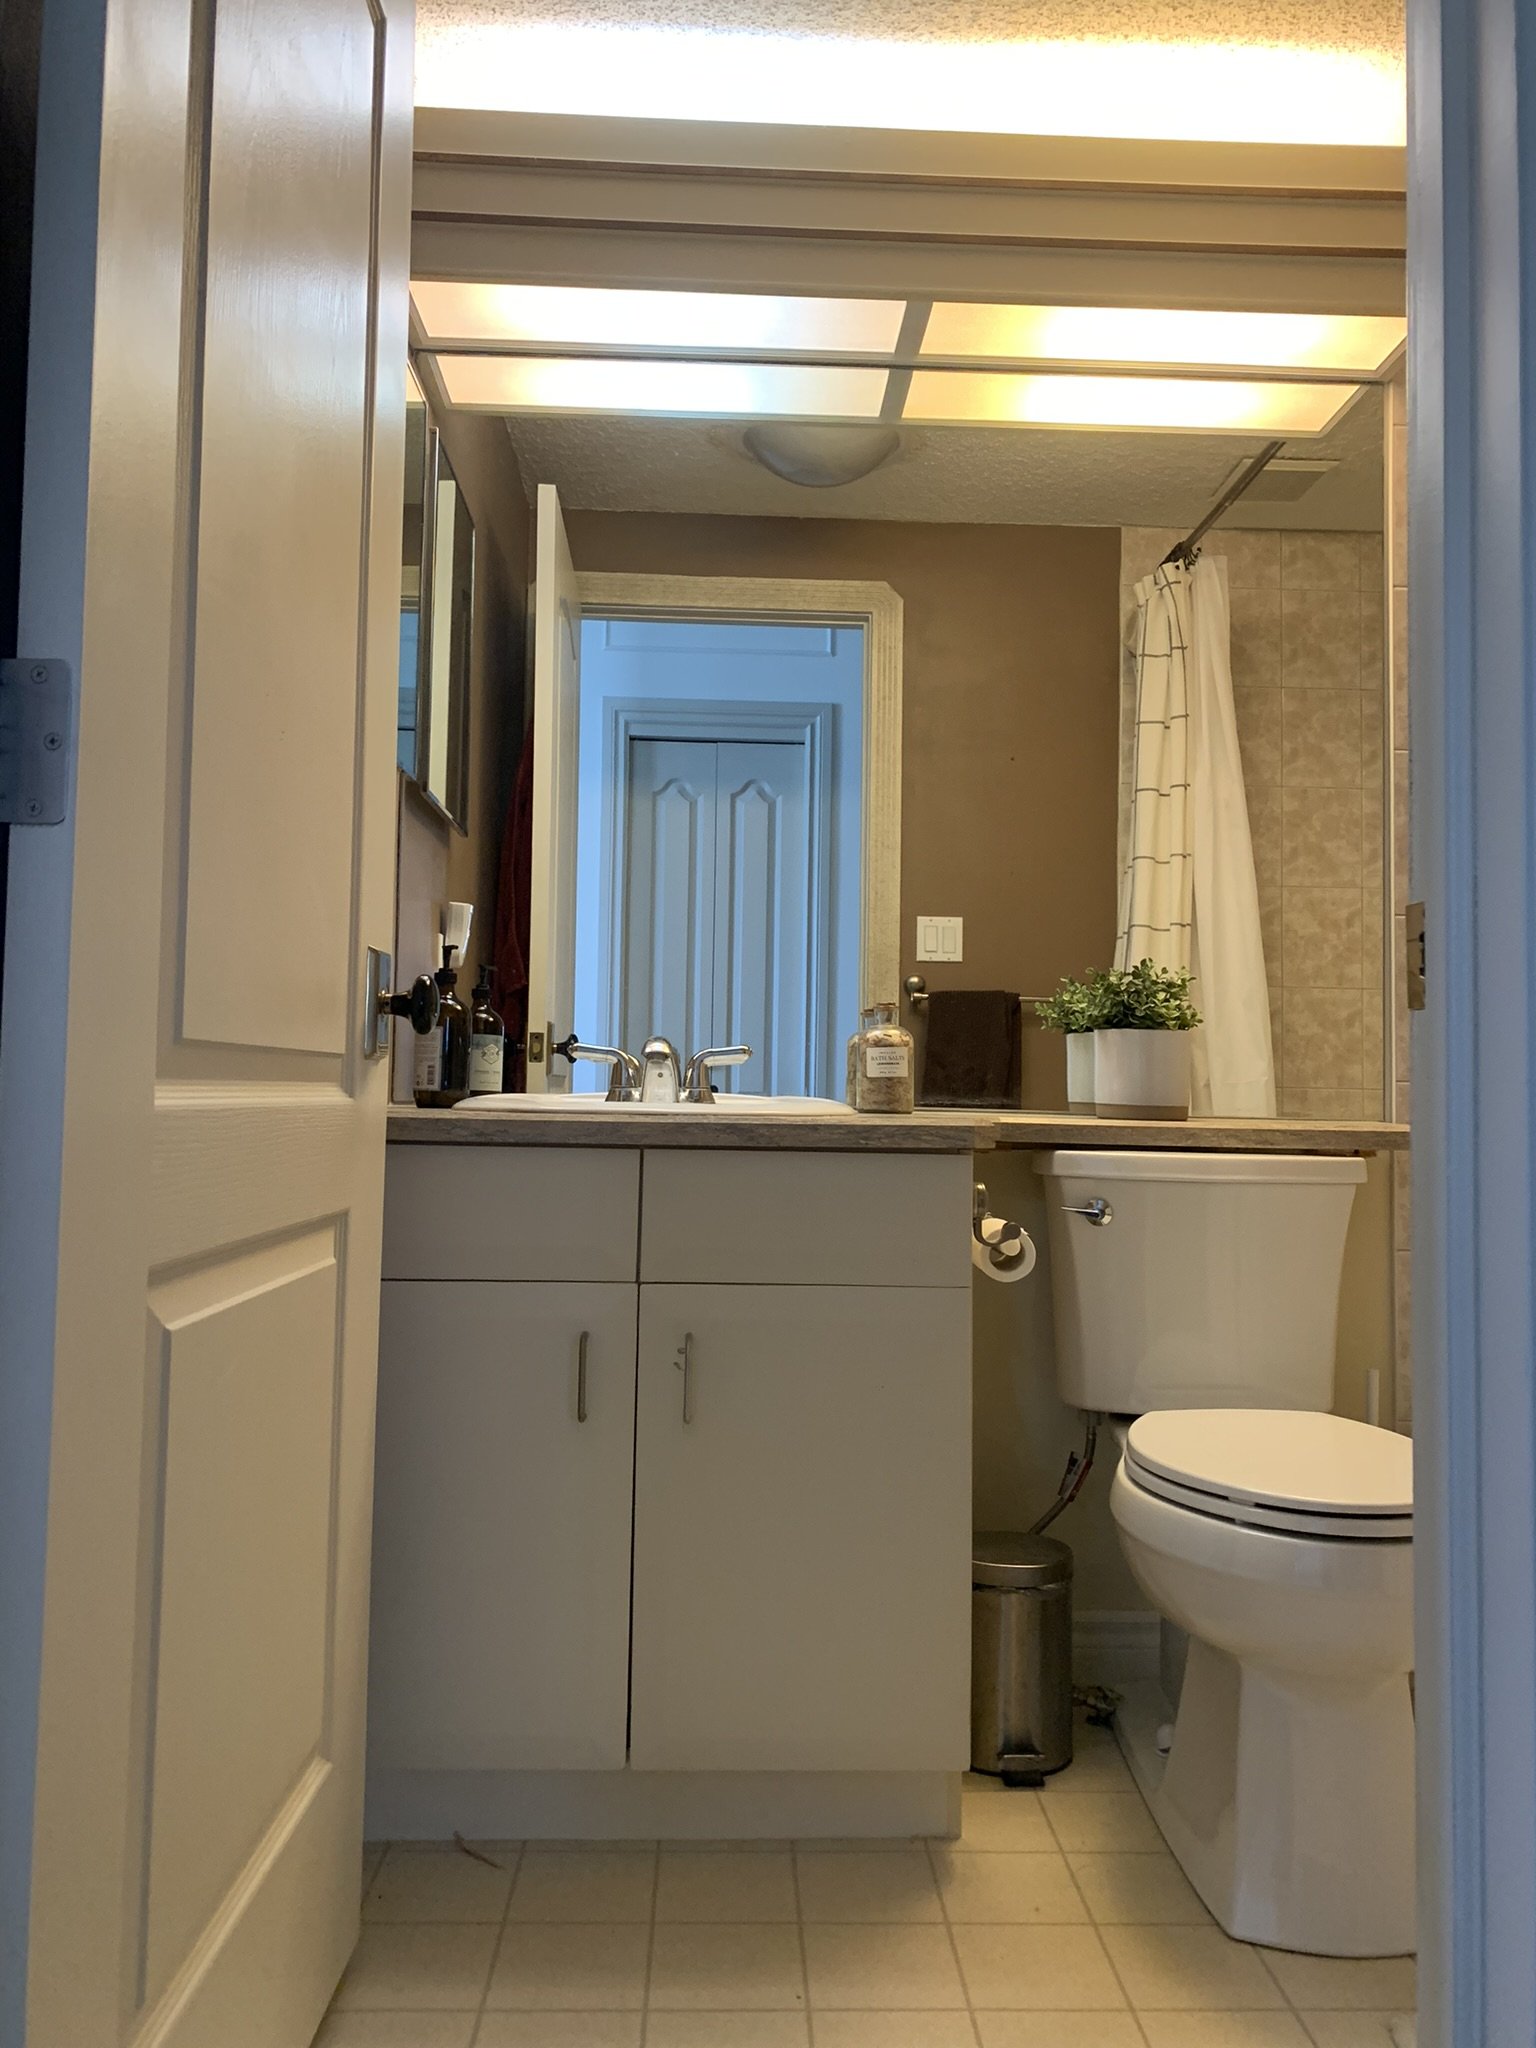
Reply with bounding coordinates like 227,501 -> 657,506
1061,1197 -> 1114,1226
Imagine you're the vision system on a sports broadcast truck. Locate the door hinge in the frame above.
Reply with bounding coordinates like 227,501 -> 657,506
1406,901 -> 1427,1011
0,658 -> 72,824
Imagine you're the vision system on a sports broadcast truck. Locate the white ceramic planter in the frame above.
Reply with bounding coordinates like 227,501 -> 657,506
1065,1032 -> 1096,1114
1092,1028 -> 1192,1121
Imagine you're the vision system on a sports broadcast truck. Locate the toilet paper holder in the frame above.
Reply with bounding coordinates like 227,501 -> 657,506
973,1181 -> 1032,1267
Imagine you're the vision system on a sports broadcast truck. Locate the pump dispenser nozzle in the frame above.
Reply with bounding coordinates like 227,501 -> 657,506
440,899 -> 474,967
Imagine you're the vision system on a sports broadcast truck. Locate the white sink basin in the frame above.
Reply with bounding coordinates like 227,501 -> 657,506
459,1091 -> 855,1117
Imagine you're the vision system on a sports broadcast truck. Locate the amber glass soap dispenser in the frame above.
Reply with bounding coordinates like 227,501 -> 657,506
414,901 -> 474,1107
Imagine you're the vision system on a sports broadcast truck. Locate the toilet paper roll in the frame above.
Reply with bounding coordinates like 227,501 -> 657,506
972,1215 -> 1037,1282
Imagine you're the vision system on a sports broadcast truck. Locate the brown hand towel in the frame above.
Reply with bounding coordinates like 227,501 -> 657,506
918,989 -> 1021,1108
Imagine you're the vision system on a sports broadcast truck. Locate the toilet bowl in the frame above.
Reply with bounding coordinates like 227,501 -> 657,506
1111,1410 -> 1414,1957
1037,1151 -> 1414,1958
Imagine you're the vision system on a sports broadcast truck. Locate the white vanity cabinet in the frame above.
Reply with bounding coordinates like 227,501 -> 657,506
372,1141 -> 973,1795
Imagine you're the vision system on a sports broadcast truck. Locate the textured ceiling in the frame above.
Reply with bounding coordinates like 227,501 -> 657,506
419,0 -> 1402,55
502,388 -> 1383,532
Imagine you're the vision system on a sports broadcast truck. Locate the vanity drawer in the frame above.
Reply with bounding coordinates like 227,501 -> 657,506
383,1146 -> 640,1282
640,1150 -> 973,1288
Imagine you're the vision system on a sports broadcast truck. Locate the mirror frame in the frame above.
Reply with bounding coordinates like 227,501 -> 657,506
399,361 -> 473,832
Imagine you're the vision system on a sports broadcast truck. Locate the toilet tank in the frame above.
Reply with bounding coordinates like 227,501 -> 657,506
1037,1150 -> 1367,1414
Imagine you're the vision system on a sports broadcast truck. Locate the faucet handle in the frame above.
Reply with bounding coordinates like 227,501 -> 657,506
682,1045 -> 752,1102
564,1042 -> 644,1101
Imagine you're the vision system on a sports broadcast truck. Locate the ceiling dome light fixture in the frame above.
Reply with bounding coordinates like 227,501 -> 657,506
742,422 -> 901,488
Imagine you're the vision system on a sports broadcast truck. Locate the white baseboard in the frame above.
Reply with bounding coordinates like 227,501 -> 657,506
367,1769 -> 959,1843
1074,1609 -> 1162,1688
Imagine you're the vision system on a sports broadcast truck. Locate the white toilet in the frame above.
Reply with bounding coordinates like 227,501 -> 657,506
1039,1150 -> 1414,1959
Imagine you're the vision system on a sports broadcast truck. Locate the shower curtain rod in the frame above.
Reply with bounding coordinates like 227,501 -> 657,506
1161,439 -> 1287,569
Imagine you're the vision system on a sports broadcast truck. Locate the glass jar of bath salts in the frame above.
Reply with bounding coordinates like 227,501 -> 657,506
845,1007 -> 876,1105
856,1001 -> 915,1113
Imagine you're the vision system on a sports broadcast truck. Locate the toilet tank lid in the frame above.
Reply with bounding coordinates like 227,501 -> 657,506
1037,1149 -> 1367,1185
1126,1410 -> 1412,1515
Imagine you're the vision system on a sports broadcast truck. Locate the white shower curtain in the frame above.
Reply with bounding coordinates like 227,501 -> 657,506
1119,555 -> 1275,1116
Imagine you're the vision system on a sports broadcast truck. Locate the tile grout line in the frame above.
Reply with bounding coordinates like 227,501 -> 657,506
790,1845 -> 816,2048
467,1837 -> 524,2048
922,1834 -> 986,2048
637,1841 -> 662,2045
1036,1787 -> 1153,2046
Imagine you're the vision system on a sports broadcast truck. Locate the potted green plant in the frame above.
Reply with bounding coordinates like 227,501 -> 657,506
1035,971 -> 1112,1112
1092,959 -> 1202,1121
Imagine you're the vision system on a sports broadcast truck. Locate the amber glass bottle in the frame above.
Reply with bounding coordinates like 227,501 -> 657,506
414,947 -> 471,1107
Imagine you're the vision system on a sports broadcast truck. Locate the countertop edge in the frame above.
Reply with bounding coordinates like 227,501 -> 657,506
385,1106 -> 1409,1155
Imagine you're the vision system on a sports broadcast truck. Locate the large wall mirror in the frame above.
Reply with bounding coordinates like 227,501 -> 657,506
398,361 -> 474,829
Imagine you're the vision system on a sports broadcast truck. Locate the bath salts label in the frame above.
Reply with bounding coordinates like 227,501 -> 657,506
864,1044 -> 911,1078
469,1035 -> 505,1093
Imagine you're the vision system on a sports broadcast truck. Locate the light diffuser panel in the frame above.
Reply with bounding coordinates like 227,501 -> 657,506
435,354 -> 890,420
920,303 -> 1406,377
902,370 -> 1357,435
412,282 -> 907,358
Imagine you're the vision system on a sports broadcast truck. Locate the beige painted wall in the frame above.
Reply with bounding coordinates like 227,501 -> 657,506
564,511 -> 1123,1109
392,416 -> 530,1101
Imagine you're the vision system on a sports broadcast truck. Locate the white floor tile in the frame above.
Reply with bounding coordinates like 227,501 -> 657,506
486,1923 -> 651,2010
656,1850 -> 798,1923
646,2015 -> 810,2048
363,1843 -> 515,1923
1298,2015 -> 1416,2046
329,1925 -> 499,2012
1038,1794 -> 1163,1855
1138,2014 -> 1313,2047
795,1838 -> 928,1853
1099,1926 -> 1287,2011
313,2017 -> 476,2048
507,1850 -> 657,1923
803,1924 -> 967,2010
949,1789 -> 1056,1853
951,1925 -> 1126,2011
812,2016 -> 977,2048
1261,1954 -> 1416,2012
1045,1734 -> 1136,1797
647,1923 -> 806,2010
929,1850 -> 1087,1925
973,2017 -> 1143,2048
1066,1851 -> 1212,1926
796,1850 -> 943,1923
476,2018 -> 643,2048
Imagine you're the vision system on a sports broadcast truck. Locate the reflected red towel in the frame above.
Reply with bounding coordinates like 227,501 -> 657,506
492,724 -> 535,1089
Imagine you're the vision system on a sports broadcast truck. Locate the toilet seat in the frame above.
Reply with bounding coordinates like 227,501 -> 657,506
1123,1409 -> 1413,1542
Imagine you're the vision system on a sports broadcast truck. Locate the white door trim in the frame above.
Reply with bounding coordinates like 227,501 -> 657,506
1410,1 -> 1536,2039
576,574 -> 903,1012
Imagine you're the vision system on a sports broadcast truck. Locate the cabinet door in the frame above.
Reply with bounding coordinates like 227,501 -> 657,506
631,1285 -> 972,1772
369,1281 -> 637,1770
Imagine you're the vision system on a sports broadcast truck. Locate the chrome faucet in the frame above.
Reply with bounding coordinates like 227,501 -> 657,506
563,1042 -> 644,1101
682,1045 -> 752,1101
640,1036 -> 683,1103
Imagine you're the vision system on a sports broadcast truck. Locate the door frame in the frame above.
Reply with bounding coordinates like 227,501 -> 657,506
575,574 -> 902,1013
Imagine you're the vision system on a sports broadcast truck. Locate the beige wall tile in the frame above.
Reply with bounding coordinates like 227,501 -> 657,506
1284,988 -> 1366,1089
1234,689 -> 1282,784
1391,598 -> 1409,744
1282,691 -> 1364,787
1391,423 -> 1409,585
1210,528 -> 1282,589
1229,587 -> 1284,690
1361,589 -> 1386,682
1393,748 -> 1412,898
1362,691 -> 1384,784
1284,788 -> 1363,885
1362,787 -> 1385,891
1393,1151 -> 1413,1251
1282,589 -> 1364,689
1281,1087 -> 1369,1120
1282,531 -> 1361,590
1282,887 -> 1364,989
1362,531 -> 1385,588
1363,999 -> 1385,1097
1246,785 -> 1283,896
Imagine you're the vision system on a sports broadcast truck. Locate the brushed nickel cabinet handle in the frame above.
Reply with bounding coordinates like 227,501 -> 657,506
577,1330 -> 590,1423
676,1332 -> 695,1425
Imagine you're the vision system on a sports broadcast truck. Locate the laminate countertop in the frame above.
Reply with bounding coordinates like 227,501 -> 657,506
386,1105 -> 1409,1155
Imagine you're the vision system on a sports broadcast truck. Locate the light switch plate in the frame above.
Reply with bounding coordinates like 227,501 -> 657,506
916,915 -> 963,963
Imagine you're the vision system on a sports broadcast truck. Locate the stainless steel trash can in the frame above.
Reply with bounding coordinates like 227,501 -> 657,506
971,1532 -> 1073,1785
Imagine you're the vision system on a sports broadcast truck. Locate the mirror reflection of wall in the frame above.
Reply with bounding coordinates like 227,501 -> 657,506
398,361 -> 475,830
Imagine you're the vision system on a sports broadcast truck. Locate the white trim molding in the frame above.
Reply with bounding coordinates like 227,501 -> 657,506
1411,0 -> 1536,2038
576,573 -> 904,1013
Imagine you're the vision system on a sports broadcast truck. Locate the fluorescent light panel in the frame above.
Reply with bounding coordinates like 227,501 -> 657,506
412,282 -> 906,357
902,370 -> 1357,435
920,304 -> 1406,378
435,354 -> 889,420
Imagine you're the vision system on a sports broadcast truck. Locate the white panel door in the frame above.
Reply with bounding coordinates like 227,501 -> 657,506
622,738 -> 717,1067
619,736 -> 813,1092
369,1283 -> 638,1771
526,483 -> 583,1089
0,0 -> 412,2042
713,740 -> 815,1096
630,1285 -> 973,1773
